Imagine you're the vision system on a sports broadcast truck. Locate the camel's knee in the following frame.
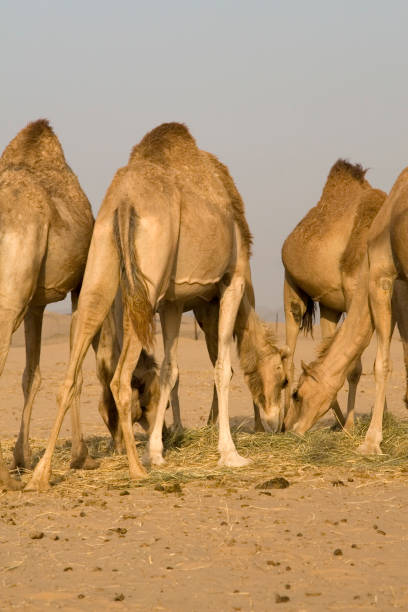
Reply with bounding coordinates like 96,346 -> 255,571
22,365 -> 41,394
214,360 -> 232,391
160,360 -> 179,391
289,300 -> 305,326
373,357 -> 391,383
347,361 -> 362,386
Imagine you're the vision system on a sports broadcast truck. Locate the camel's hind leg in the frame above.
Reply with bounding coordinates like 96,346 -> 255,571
0,223 -> 48,488
319,305 -> 345,428
283,272 -> 310,414
26,225 -> 120,491
12,305 -> 45,470
69,288 -> 100,470
358,271 -> 395,455
110,308 -> 147,478
149,303 -> 183,465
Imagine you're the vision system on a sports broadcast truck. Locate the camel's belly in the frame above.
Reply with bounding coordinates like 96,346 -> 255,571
164,280 -> 219,303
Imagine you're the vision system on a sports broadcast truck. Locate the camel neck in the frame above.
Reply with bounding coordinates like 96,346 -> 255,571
234,296 -> 262,366
314,273 -> 373,388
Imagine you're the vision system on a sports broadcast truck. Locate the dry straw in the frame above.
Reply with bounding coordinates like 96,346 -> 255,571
3,413 -> 408,493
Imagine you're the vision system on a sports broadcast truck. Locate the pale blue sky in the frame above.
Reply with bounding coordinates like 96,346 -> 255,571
2,1 -> 408,313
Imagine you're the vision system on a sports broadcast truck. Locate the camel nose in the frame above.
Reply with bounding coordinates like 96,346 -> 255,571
264,406 -> 283,433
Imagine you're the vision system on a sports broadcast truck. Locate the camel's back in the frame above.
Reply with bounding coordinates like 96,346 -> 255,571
0,120 -> 94,302
130,123 -> 251,256
282,160 -> 373,307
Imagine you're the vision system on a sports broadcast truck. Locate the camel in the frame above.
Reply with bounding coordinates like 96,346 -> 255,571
284,165 -> 408,455
282,159 -> 386,431
0,119 -> 95,490
27,122 -> 289,490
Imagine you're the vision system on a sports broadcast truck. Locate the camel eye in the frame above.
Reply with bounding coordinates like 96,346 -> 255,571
282,378 -> 288,389
292,390 -> 299,401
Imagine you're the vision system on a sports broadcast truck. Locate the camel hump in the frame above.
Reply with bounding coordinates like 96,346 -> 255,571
327,159 -> 368,184
341,188 -> 387,275
0,119 -> 66,169
129,122 -> 197,165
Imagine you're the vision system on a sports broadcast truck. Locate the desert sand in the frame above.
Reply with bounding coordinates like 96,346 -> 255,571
1,313 -> 408,610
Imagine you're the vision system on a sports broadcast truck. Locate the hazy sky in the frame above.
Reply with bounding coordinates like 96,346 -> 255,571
2,1 -> 408,313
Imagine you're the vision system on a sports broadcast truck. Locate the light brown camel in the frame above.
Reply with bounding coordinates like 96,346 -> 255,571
282,159 -> 386,431
284,166 -> 408,455
0,119 -> 95,490
166,150 -> 284,433
27,122 -> 289,490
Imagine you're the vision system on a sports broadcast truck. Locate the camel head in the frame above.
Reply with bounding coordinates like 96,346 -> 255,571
242,329 -> 290,432
130,356 -> 161,433
284,360 -> 333,434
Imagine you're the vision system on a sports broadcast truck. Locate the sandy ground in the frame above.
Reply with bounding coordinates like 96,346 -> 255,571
1,315 -> 408,611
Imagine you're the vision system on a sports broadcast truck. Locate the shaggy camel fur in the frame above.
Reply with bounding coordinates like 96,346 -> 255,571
284,166 -> 408,454
27,122 -> 289,490
0,119 -> 94,490
282,159 -> 386,431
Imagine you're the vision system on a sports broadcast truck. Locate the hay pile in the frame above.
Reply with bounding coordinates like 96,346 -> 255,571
4,413 -> 408,492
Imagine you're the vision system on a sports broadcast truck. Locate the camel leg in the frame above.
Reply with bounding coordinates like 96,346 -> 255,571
358,273 -> 394,455
191,302 -> 221,426
109,309 -> 147,479
393,279 -> 408,408
343,357 -> 362,432
26,226 -> 120,491
169,374 -> 183,431
0,224 -> 48,489
319,305 -> 345,427
149,303 -> 183,466
12,305 -> 45,469
216,275 -> 249,467
69,289 -> 100,470
283,272 -> 308,413
0,318 -> 24,490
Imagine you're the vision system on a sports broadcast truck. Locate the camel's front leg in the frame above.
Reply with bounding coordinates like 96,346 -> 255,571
169,373 -> 183,432
358,274 -> 394,455
12,305 -> 45,470
149,303 -> 182,465
343,357 -> 362,432
283,273 -> 309,415
216,276 -> 249,467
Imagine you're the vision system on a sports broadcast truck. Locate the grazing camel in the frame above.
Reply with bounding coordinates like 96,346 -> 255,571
27,122 -> 289,490
282,159 -> 386,430
284,165 -> 408,455
0,119 -> 94,490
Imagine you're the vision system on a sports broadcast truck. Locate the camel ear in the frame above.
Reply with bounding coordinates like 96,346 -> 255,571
301,360 -> 319,382
279,345 -> 291,360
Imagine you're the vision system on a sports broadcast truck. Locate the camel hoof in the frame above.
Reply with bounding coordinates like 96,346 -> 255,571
70,455 -> 100,470
1,476 -> 24,491
24,475 -> 51,492
218,452 -> 251,468
357,441 -> 383,456
150,452 -> 166,466
129,465 -> 148,480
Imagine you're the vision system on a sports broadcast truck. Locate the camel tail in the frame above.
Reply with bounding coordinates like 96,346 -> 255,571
113,206 -> 154,349
301,296 -> 316,337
